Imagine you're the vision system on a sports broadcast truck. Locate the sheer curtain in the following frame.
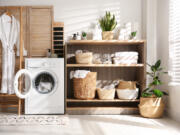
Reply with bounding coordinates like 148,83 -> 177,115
169,0 -> 180,85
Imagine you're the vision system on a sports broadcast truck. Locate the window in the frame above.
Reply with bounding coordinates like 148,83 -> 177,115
169,0 -> 180,84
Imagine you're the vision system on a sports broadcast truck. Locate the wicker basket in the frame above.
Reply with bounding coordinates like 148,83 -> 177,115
139,97 -> 165,118
117,81 -> 136,89
75,52 -> 93,64
73,72 -> 97,99
97,88 -> 115,100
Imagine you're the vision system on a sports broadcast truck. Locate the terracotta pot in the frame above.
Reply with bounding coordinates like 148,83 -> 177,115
139,97 -> 165,118
102,31 -> 113,40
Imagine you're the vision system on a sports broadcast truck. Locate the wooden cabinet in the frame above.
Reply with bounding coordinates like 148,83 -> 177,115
29,6 -> 53,57
66,40 -> 146,115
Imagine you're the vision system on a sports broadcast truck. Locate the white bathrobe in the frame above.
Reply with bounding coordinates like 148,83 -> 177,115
0,14 -> 19,94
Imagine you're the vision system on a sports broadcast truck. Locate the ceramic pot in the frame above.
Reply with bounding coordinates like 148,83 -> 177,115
81,36 -> 87,40
139,97 -> 165,118
102,31 -> 113,40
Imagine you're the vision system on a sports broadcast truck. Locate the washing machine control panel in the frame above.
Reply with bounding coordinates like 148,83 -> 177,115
27,60 -> 58,68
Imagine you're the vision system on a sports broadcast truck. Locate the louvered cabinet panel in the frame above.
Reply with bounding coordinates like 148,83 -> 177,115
29,7 -> 53,57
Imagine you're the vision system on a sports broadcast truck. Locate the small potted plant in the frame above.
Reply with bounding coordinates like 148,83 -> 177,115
99,11 -> 117,40
81,31 -> 87,40
139,60 -> 168,118
129,31 -> 137,40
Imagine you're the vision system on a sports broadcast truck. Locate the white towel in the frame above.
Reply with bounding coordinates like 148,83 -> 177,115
70,70 -> 90,79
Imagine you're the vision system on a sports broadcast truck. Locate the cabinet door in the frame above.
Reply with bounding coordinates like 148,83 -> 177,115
29,6 -> 53,57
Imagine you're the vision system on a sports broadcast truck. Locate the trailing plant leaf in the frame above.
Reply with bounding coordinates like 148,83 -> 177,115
153,89 -> 164,97
142,92 -> 153,97
162,91 -> 168,96
99,11 -> 117,31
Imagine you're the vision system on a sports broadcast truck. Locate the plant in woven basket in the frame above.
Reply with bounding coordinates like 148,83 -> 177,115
99,11 -> 117,31
139,60 -> 168,118
142,60 -> 168,97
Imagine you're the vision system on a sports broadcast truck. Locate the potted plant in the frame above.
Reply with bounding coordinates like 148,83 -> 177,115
81,31 -> 87,40
139,60 -> 168,118
99,11 -> 117,40
129,31 -> 137,40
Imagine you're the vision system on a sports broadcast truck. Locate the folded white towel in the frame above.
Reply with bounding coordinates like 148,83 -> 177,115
70,70 -> 90,79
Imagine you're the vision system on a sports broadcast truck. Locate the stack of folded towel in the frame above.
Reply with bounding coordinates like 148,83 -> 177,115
112,52 -> 138,64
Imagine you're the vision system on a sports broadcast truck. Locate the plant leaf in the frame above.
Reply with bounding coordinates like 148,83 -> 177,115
155,60 -> 161,69
153,89 -> 164,97
142,92 -> 153,97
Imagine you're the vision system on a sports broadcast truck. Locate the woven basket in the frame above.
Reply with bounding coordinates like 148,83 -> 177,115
116,88 -> 138,100
118,81 -> 136,89
97,88 -> 115,100
73,72 -> 97,99
139,97 -> 165,118
75,52 -> 93,64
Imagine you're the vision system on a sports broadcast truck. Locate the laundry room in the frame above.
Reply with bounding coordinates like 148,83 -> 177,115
0,0 -> 180,135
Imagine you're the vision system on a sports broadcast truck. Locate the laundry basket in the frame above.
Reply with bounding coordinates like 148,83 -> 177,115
73,72 -> 97,99
75,52 -> 93,64
97,88 -> 115,100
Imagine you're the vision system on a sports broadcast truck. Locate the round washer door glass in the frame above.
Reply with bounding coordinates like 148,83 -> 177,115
33,71 -> 56,94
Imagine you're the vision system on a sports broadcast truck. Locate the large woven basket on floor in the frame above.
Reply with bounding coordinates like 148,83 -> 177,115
73,72 -> 97,99
75,52 -> 93,64
139,97 -> 165,118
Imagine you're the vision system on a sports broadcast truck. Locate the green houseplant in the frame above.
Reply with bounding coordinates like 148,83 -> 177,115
139,60 -> 168,118
99,11 -> 117,40
81,31 -> 87,40
129,31 -> 137,40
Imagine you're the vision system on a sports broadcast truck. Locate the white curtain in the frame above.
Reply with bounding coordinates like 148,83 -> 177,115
169,0 -> 180,84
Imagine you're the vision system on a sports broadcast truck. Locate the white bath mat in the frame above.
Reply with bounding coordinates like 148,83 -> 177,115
0,115 -> 68,126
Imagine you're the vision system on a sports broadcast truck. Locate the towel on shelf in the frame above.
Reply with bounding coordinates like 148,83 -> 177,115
112,51 -> 138,64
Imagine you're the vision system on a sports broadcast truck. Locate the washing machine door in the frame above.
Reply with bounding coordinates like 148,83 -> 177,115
14,69 -> 32,99
32,70 -> 58,95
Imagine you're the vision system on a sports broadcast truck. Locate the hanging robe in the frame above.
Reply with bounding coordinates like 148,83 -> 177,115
0,13 -> 19,94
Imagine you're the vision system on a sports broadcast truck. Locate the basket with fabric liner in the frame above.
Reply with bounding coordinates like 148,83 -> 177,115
116,81 -> 138,100
73,72 -> 97,99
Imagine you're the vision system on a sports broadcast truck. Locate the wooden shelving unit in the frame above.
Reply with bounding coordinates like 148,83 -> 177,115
67,99 -> 139,102
66,40 -> 146,115
66,64 -> 144,67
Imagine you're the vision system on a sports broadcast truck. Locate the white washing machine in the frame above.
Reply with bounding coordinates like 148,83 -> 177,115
14,58 -> 64,114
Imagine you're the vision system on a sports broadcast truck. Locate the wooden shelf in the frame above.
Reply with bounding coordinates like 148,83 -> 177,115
0,104 -> 19,108
67,98 -> 139,102
0,94 -> 17,97
67,40 -> 146,45
66,64 -> 144,67
66,107 -> 139,115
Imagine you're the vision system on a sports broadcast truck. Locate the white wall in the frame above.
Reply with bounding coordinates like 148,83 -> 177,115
0,0 -> 142,40
157,0 -> 180,122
